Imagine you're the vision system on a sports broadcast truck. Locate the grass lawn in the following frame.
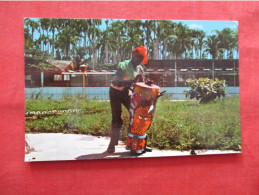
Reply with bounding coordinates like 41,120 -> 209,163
25,96 -> 241,151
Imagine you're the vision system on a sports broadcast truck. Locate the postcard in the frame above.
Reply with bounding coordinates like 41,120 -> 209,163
24,18 -> 241,161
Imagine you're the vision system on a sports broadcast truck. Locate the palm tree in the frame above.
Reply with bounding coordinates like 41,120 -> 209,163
153,20 -> 160,59
25,19 -> 39,43
196,30 -> 206,59
40,34 -> 50,55
214,28 -> 235,59
79,19 -> 90,49
159,20 -> 176,59
164,35 -> 177,59
204,35 -> 222,59
142,20 -> 155,56
188,29 -> 206,59
172,23 -> 192,59
49,19 -> 59,58
99,27 -> 117,64
55,22 -> 79,59
231,28 -> 238,59
109,20 -> 126,63
104,20 -> 110,63
127,20 -> 143,49
39,19 -> 51,53
87,19 -> 102,67
204,35 -> 222,80
24,26 -> 33,54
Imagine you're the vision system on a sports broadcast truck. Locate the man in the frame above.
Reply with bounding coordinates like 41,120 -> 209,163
107,46 -> 148,153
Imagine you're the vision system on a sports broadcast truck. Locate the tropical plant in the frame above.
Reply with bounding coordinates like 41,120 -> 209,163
189,29 -> 206,59
49,19 -> 59,57
87,19 -> 102,66
204,35 -> 222,59
55,24 -> 80,59
172,23 -> 192,59
214,28 -> 237,59
24,18 -> 239,63
25,19 -> 39,42
98,27 -> 117,64
196,30 -> 206,59
184,78 -> 227,103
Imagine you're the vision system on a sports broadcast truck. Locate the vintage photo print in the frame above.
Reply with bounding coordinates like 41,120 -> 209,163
24,18 -> 241,161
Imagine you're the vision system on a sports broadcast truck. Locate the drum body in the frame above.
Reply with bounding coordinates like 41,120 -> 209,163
126,82 -> 160,154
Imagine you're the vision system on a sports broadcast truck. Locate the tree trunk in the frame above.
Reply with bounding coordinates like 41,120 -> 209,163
31,29 -> 34,42
68,43 -> 71,59
40,30 -> 42,53
47,30 -> 49,55
154,38 -> 159,59
200,46 -> 203,59
89,47 -> 91,61
105,44 -> 108,64
113,51 -> 117,64
66,36 -> 69,58
163,44 -> 167,60
93,34 -> 97,64
84,33 -> 87,48
52,30 -> 55,57
97,48 -> 100,64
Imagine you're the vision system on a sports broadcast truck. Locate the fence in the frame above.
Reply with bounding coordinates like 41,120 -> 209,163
25,87 -> 239,100
25,59 -> 239,88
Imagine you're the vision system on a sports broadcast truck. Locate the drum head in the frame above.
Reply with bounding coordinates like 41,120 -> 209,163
135,82 -> 160,90
134,82 -> 160,97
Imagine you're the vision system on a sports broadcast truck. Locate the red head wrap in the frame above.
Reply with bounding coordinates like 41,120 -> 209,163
132,46 -> 148,65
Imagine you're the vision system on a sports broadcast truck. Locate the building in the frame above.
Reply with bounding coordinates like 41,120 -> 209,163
25,59 -> 239,88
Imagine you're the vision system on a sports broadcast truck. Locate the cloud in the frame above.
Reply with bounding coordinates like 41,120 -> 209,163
225,21 -> 238,29
189,24 -> 203,30
226,24 -> 238,29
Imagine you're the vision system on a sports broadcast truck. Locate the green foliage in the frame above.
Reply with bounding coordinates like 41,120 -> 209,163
24,18 -> 239,65
26,98 -> 111,135
148,97 -> 241,151
25,56 -> 56,71
25,97 -> 241,151
184,78 -> 227,103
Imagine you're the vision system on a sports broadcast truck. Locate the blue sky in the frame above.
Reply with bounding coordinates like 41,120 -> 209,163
98,19 -> 238,35
178,20 -> 238,35
28,19 -> 238,59
30,18 -> 238,35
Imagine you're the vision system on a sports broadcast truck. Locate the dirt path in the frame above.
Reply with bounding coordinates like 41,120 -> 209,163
25,133 -> 240,161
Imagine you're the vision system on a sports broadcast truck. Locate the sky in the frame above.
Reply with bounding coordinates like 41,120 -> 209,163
30,18 -> 238,36
28,18 -> 238,59
98,19 -> 238,35
178,20 -> 238,35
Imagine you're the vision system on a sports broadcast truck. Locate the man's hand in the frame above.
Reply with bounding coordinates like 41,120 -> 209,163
134,74 -> 145,83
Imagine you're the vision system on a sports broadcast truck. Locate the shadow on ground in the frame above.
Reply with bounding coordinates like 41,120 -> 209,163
75,151 -> 136,160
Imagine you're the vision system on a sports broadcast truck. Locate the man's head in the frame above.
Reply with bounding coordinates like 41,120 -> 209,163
131,46 -> 148,67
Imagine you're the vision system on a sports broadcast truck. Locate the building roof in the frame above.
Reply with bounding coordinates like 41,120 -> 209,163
46,60 -> 72,70
25,57 -> 72,73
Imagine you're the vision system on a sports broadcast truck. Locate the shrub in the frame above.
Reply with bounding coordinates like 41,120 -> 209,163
184,78 -> 227,103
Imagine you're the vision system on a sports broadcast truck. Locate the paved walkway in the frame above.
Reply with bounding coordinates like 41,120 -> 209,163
25,133 -> 240,162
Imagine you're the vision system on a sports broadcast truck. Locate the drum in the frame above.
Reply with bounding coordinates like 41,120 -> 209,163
126,82 -> 161,154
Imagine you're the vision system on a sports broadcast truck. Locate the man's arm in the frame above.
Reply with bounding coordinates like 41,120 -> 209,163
111,68 -> 132,87
111,68 -> 142,87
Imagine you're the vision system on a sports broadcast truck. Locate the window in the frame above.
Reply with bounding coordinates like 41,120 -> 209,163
64,75 -> 70,81
54,74 -> 62,81
25,74 -> 31,80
